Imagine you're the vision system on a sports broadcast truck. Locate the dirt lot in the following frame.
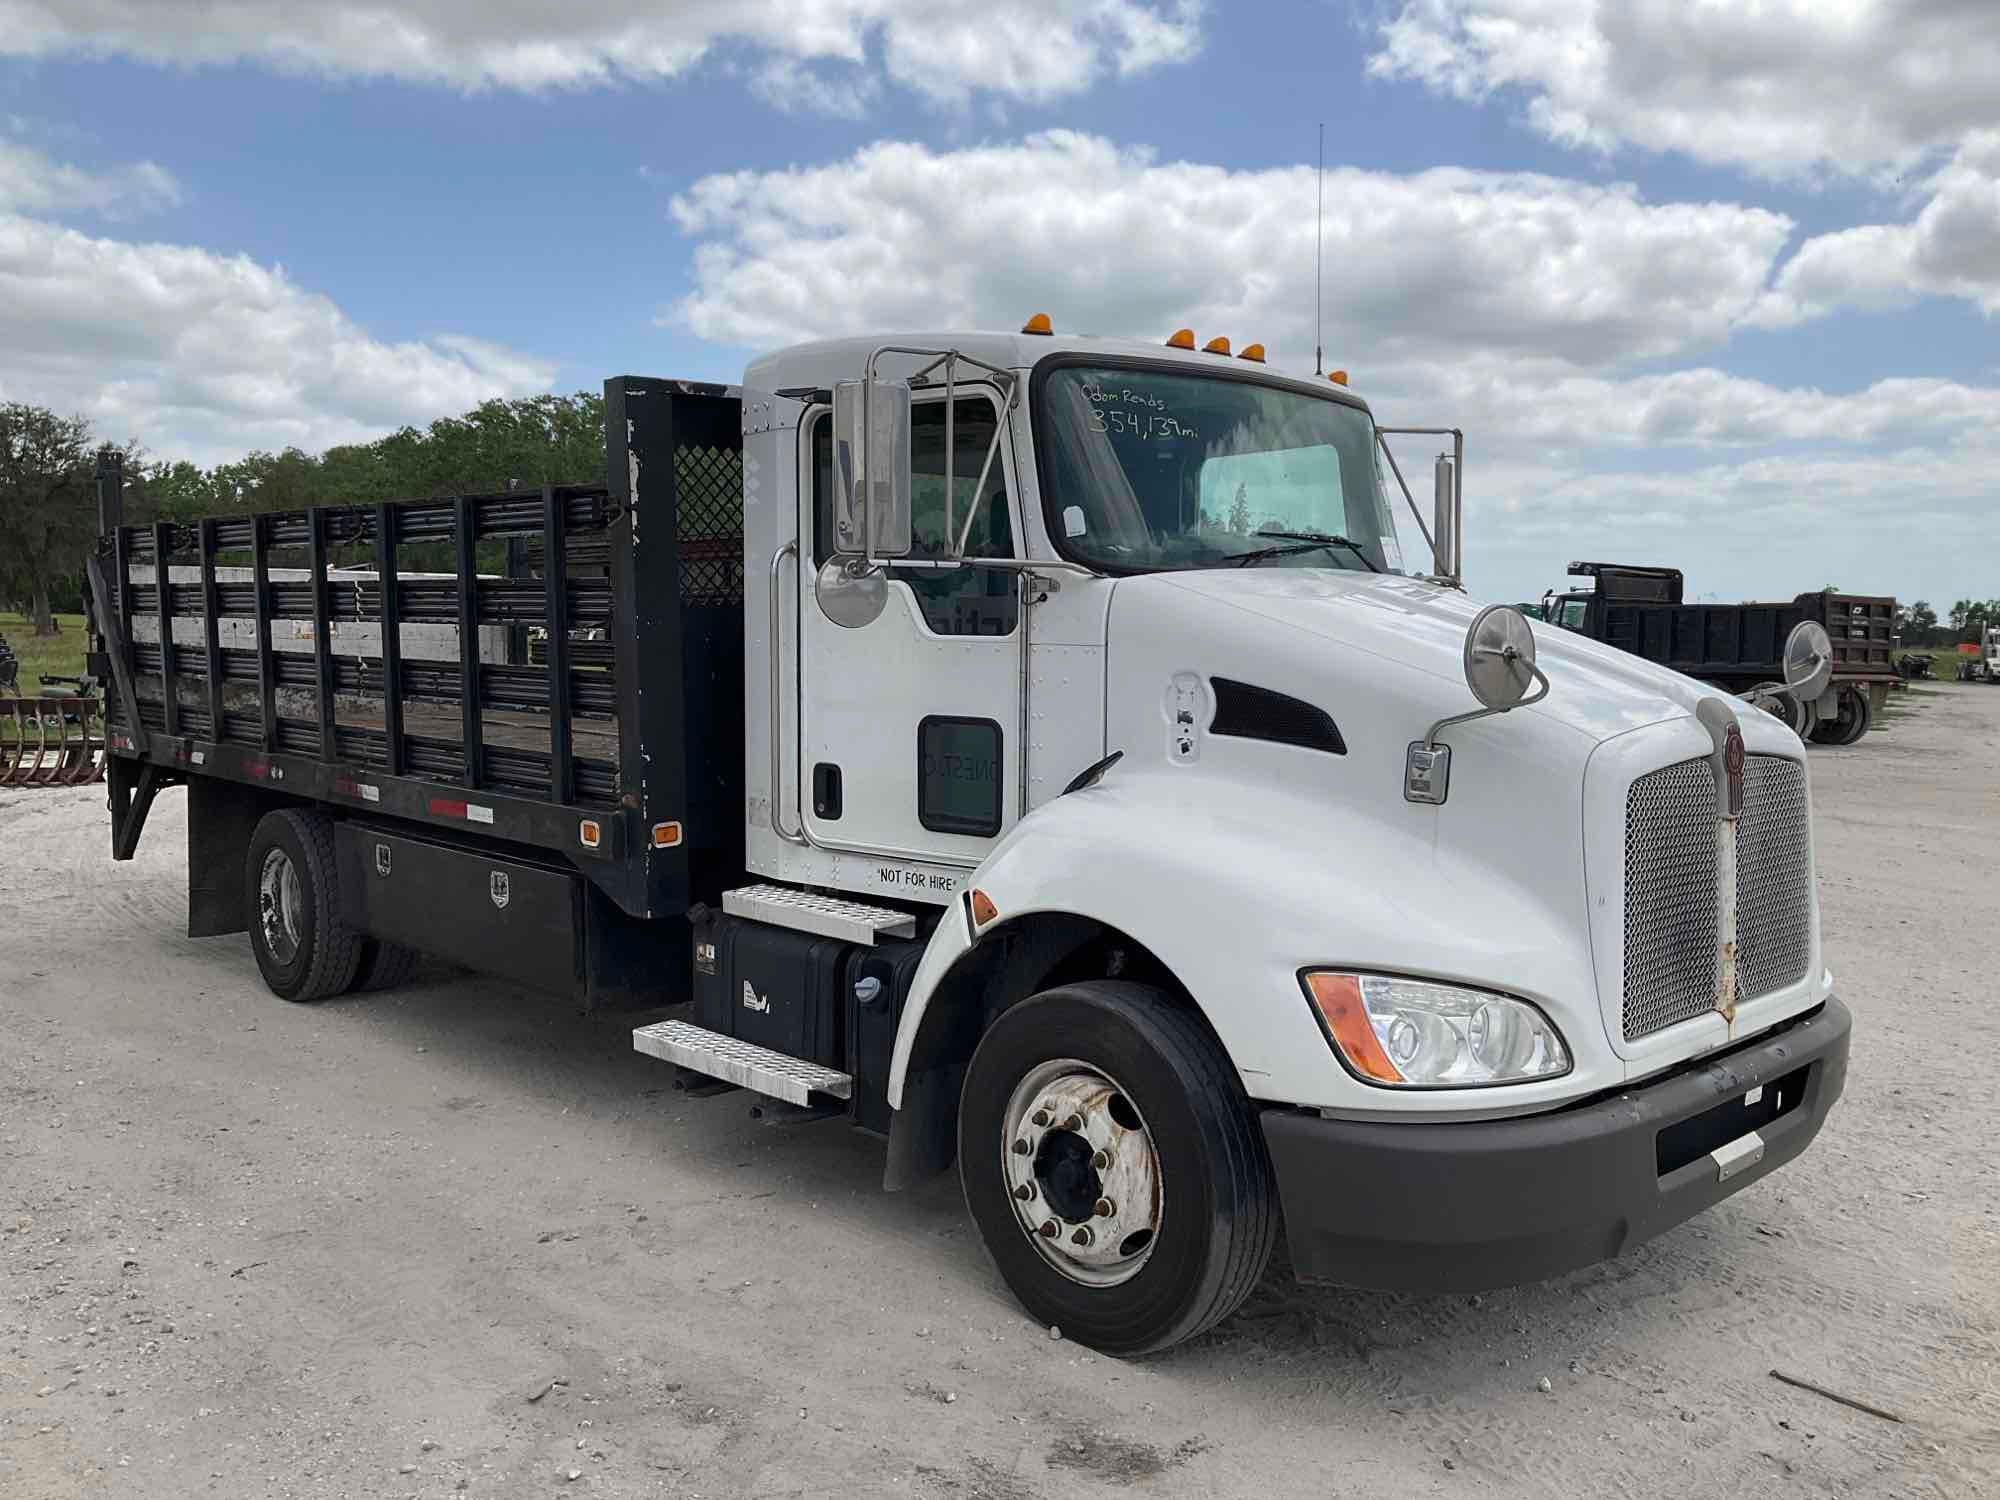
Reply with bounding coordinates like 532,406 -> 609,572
4,688 -> 1997,1499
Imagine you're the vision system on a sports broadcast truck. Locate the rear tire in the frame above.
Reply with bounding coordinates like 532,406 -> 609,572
244,809 -> 363,1002
1810,685 -> 1872,745
349,938 -> 421,993
958,981 -> 1278,1356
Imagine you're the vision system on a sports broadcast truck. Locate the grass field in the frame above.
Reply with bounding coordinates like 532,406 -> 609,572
0,611 -> 89,695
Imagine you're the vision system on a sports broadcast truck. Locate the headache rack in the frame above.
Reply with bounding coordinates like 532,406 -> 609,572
89,376 -> 746,922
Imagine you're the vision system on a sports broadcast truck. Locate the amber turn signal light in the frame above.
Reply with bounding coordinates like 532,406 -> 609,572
1303,972 -> 1401,1083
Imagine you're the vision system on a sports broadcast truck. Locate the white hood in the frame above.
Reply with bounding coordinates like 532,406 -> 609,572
1139,568 -> 1722,744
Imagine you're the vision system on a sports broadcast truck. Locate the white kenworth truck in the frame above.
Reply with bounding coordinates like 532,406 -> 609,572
91,321 -> 1850,1355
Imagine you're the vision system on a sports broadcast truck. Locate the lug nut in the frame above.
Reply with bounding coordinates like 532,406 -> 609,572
1091,1149 -> 1111,1170
1038,1220 -> 1059,1239
1063,1114 -> 1083,1132
1094,1197 -> 1115,1218
1070,1227 -> 1094,1247
1030,1109 -> 1051,1128
1013,1184 -> 1034,1201
1012,1138 -> 1030,1156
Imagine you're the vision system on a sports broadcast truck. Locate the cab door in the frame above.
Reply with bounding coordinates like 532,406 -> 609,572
796,389 -> 1024,880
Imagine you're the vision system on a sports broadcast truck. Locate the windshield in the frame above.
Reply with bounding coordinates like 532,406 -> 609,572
1037,364 -> 1405,574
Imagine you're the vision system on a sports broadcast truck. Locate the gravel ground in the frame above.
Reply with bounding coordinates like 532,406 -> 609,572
3,686 -> 1997,1499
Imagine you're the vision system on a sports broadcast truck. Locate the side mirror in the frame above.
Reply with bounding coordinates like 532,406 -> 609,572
1433,454 -> 1458,579
1462,603 -> 1540,710
831,378 -> 913,558
1405,604 -> 1550,806
1782,620 -> 1833,700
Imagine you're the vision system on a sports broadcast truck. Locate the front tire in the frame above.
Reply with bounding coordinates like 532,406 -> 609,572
958,982 -> 1277,1356
244,809 -> 364,1002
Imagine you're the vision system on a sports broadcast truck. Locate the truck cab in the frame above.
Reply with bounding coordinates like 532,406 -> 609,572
689,325 -> 1848,1350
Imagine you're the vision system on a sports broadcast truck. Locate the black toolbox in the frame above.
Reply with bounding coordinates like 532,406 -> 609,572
692,909 -> 849,1070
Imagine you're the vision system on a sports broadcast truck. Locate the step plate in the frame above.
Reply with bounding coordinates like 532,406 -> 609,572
722,883 -> 918,945
633,1020 -> 852,1106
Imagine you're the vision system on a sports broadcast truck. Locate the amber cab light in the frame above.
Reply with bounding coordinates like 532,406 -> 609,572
1304,972 -> 1401,1083
1021,312 -> 1053,335
1165,328 -> 1196,350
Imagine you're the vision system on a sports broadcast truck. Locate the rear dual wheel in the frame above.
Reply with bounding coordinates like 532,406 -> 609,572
244,810 -> 418,1000
958,982 -> 1278,1356
1808,685 -> 1873,746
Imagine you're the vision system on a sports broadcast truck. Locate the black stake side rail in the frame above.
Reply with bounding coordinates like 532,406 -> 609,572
92,377 -> 744,922
96,481 -> 630,875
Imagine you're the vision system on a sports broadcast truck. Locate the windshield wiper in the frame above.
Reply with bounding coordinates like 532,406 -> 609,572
1227,530 -> 1381,572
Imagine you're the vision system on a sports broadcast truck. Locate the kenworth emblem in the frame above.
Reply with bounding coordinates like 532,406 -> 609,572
1723,723 -> 1746,819
489,871 -> 510,910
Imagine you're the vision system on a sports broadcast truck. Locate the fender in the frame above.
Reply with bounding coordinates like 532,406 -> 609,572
889,760 -> 1610,1120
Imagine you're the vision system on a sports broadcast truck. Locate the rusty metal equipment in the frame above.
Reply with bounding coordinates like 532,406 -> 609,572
1,695 -> 107,786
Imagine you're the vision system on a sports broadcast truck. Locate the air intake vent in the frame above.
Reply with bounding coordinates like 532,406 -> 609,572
1208,679 -> 1346,756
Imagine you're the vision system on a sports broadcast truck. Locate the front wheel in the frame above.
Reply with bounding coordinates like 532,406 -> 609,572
958,982 -> 1278,1356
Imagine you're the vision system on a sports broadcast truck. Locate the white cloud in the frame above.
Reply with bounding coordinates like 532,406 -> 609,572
1751,132 -> 2000,325
1366,0 -> 2000,181
0,212 -> 554,464
662,130 -> 2000,609
0,1 -> 1202,108
668,131 -> 1792,368
0,137 -> 180,219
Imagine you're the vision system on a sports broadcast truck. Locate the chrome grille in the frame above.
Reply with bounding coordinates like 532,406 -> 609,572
1736,755 -> 1812,1001
1621,752 -> 1813,1041
1623,758 -> 1720,1040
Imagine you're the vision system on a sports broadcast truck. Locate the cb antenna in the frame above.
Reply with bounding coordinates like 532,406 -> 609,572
1314,122 -> 1325,376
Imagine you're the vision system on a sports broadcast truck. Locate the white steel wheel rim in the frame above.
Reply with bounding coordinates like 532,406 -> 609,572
1000,1058 -> 1163,1288
258,846 -> 305,966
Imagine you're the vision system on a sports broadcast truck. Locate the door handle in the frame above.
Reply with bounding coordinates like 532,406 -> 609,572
770,540 -> 808,846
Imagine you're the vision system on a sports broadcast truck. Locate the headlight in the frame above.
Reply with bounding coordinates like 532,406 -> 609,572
1301,972 -> 1571,1088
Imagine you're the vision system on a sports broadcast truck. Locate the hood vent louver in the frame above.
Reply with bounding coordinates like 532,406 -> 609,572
1209,678 -> 1346,756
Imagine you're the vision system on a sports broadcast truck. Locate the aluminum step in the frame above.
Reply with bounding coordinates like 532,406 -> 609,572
633,1020 -> 852,1107
721,883 -> 917,945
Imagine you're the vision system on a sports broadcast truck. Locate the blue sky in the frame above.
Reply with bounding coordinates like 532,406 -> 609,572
2,1 -> 1996,611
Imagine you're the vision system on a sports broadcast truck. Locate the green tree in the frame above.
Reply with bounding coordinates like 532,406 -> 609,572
1898,600 -> 1939,647
0,403 -> 97,635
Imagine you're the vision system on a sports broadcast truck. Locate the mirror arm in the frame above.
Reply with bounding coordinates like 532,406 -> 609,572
943,354 -> 955,560
1376,431 -> 1436,553
952,421 -> 1009,559
1422,659 -> 1549,748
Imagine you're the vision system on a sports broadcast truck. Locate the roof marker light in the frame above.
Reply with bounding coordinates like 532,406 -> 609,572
1239,343 -> 1266,363
1021,312 -> 1053,335
1328,370 -> 1349,386
1202,336 -> 1232,356
1166,328 -> 1196,350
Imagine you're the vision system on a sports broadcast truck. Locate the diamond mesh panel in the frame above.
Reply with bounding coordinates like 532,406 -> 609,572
1623,757 -> 1720,1040
676,445 -> 744,606
1737,755 -> 1812,1001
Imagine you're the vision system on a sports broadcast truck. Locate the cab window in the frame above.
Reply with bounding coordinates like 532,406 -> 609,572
813,397 -> 1018,636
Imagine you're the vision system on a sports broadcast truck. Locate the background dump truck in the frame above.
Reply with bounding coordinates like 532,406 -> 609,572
88,331 -> 1850,1355
1542,561 -> 1896,745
